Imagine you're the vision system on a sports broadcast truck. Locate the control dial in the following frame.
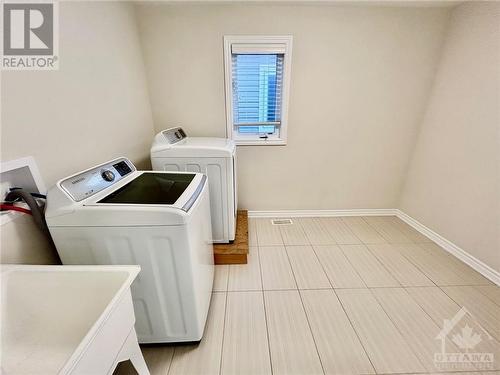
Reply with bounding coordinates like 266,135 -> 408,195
101,170 -> 115,182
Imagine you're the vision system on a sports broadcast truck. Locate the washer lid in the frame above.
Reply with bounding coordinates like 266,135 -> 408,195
98,172 -> 195,205
151,128 -> 235,158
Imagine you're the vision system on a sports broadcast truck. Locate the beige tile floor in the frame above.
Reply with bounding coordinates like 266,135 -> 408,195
116,216 -> 500,375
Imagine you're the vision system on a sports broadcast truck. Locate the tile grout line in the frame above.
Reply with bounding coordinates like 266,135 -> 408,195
218,290 -> 229,375
221,284 -> 492,292
334,243 -> 370,289
291,222 -> 387,375
296,288 -> 327,375
402,244 -> 487,287
309,245 -> 336,289
300,216 -> 369,289
327,216 -> 363,246
258,243 -> 432,247
332,289 -> 378,374
225,264 -> 230,292
414,242 -> 479,285
437,285 -> 500,344
342,216 -> 407,246
269,241 -> 439,248
361,216 -> 413,244
365,244 -> 435,288
296,217 -> 336,247
280,226 -> 326,375
340,216 -> 370,245
473,285 -> 500,308
318,217 -> 343,246
272,218 -> 326,372
374,372 -> 484,375
253,217 -> 260,248
337,218 -> 487,371
401,287 -> 484,371
165,346 -> 175,375
368,288 -> 433,373
296,217 -> 315,246
276,225 -> 298,290
345,242 -> 403,288
360,216 -> 390,243
256,246 -> 274,375
380,216 -> 418,243
391,244 -> 440,289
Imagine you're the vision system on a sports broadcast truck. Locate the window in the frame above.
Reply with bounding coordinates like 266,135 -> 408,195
224,36 -> 293,145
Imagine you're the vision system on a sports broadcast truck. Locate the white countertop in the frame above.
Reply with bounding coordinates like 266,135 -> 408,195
1,265 -> 139,374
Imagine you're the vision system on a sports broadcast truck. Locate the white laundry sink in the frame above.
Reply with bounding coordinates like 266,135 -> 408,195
1,265 -> 149,374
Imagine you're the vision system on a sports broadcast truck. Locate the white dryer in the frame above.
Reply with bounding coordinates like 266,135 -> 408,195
151,127 -> 237,243
45,157 -> 213,344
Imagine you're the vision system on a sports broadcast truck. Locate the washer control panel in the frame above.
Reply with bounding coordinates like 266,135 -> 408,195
60,158 -> 136,202
162,127 -> 187,144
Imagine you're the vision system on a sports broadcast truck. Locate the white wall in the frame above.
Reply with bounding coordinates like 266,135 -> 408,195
0,2 -> 154,264
135,3 -> 450,210
399,2 -> 500,272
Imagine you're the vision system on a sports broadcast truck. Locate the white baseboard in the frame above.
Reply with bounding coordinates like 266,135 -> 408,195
395,210 -> 500,286
247,208 -> 499,285
247,209 -> 398,218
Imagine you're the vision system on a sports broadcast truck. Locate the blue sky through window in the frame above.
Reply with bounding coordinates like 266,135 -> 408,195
232,54 -> 283,134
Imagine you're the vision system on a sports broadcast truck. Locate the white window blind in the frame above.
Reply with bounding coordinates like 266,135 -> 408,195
231,43 -> 287,54
231,53 -> 284,135
224,35 -> 292,145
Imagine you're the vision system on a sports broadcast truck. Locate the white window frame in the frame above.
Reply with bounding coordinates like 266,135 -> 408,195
224,35 -> 293,146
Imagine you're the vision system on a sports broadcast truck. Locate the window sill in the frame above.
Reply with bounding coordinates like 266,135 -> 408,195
233,138 -> 287,146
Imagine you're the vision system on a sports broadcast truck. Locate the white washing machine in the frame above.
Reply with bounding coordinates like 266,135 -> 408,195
45,157 -> 214,344
151,127 -> 237,243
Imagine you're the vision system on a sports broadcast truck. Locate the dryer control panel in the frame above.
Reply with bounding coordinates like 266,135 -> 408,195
162,127 -> 187,144
59,157 -> 136,202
